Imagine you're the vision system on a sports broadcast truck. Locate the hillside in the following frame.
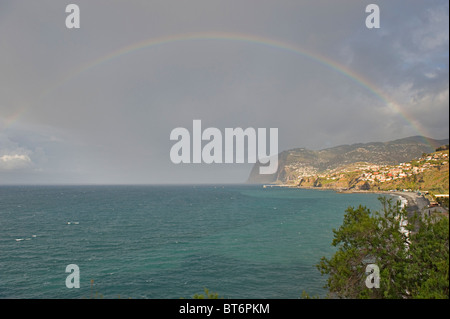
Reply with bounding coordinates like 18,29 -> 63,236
247,136 -> 449,184
377,151 -> 449,194
289,150 -> 448,194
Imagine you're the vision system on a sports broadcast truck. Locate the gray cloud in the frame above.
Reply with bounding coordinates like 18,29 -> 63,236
0,0 -> 448,184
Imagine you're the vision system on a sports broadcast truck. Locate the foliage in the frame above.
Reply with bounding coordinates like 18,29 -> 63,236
317,197 -> 449,299
301,290 -> 320,299
192,288 -> 222,299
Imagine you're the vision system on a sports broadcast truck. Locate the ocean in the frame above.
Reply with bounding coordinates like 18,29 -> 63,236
0,185 -> 384,299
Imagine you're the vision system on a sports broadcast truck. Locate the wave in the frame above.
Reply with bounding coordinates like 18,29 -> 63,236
397,196 -> 408,209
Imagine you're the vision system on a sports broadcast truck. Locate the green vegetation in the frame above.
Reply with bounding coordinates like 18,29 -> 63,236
317,197 -> 449,298
192,288 -> 222,299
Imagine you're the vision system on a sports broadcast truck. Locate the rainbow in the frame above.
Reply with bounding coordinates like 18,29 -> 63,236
3,31 -> 432,140
1,107 -> 27,131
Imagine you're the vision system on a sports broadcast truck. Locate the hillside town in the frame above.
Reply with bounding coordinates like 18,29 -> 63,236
264,148 -> 449,216
275,150 -> 450,212
357,152 -> 448,184
284,150 -> 448,188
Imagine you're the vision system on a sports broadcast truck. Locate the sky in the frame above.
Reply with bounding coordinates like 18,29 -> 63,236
0,0 -> 448,184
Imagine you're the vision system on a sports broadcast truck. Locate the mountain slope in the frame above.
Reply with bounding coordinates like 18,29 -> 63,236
247,136 -> 449,184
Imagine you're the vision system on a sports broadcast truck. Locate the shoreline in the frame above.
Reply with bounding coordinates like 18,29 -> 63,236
264,184 -> 431,216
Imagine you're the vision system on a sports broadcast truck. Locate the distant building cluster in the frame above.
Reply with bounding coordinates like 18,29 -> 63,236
286,151 -> 448,186
284,164 -> 317,179
358,152 -> 448,184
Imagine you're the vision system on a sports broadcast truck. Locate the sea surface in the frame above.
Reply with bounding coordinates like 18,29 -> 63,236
0,185 -> 386,299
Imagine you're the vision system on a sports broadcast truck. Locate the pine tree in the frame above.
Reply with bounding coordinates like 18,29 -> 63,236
317,197 -> 449,299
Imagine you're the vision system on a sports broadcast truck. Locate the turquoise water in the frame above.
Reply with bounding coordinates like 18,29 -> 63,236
0,185 -> 383,299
